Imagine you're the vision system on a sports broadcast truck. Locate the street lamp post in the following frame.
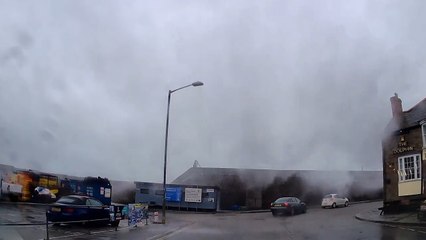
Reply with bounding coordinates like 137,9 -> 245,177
162,81 -> 203,224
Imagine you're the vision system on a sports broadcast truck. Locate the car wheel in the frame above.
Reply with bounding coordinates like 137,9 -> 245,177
302,207 -> 307,214
344,201 -> 349,207
272,211 -> 278,217
290,208 -> 295,216
332,203 -> 336,208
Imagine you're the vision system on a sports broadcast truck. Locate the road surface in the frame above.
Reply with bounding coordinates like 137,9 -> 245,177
1,201 -> 426,239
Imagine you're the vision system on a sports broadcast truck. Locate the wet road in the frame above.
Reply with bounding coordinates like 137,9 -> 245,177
161,202 -> 426,240
2,202 -> 426,239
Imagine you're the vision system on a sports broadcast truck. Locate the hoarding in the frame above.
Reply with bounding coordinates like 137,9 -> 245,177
128,203 -> 148,226
0,180 -> 22,195
184,188 -> 202,203
165,187 -> 182,202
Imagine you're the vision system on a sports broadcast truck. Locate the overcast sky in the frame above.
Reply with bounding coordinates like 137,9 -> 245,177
0,0 -> 425,182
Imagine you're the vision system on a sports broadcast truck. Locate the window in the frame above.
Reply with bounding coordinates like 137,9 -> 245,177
275,198 -> 290,203
422,123 -> 426,147
398,154 -> 421,181
56,196 -> 83,205
140,188 -> 150,194
87,198 -> 103,206
202,192 -> 209,198
86,186 -> 94,196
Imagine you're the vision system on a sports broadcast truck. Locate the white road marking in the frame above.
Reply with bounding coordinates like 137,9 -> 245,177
147,222 -> 195,240
382,224 -> 426,235
40,232 -> 85,240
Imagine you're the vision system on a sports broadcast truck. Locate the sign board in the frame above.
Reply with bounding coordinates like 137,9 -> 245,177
104,188 -> 111,198
1,181 -> 22,194
109,204 -> 124,221
165,187 -> 182,202
185,188 -> 202,203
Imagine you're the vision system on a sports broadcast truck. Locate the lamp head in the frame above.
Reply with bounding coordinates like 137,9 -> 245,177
192,81 -> 204,87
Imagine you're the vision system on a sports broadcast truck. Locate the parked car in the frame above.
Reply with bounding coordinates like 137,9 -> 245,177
270,197 -> 307,216
47,195 -> 119,227
321,194 -> 349,208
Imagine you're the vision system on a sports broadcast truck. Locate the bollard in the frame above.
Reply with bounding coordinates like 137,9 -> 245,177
45,210 -> 49,240
154,211 -> 159,223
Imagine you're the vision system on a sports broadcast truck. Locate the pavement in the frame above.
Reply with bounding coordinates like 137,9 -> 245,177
355,203 -> 426,227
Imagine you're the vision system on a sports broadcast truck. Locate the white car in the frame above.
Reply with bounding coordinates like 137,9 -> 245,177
32,186 -> 56,203
321,194 -> 349,208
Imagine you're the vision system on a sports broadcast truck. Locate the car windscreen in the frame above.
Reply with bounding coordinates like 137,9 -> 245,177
324,195 -> 332,198
56,197 -> 84,205
275,198 -> 291,203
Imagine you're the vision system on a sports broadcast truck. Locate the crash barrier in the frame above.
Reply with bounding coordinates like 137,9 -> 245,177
44,215 -> 114,240
45,213 -> 112,240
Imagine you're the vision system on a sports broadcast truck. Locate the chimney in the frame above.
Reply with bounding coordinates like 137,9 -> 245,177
390,93 -> 403,118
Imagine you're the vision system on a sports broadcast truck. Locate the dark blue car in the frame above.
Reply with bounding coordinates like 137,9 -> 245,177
270,197 -> 307,216
47,195 -> 118,226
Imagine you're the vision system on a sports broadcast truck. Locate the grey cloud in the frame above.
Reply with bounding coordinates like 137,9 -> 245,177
0,0 -> 425,181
